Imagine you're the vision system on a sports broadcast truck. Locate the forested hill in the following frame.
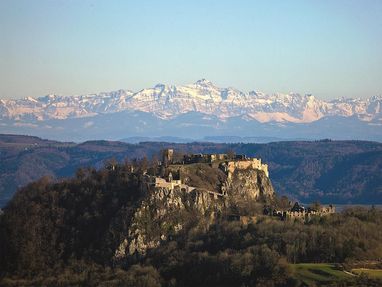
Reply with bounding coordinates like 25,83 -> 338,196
1,134 -> 381,205
1,158 -> 382,286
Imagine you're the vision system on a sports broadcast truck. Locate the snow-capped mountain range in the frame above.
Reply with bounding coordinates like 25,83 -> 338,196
0,79 -> 381,142
1,79 -> 381,124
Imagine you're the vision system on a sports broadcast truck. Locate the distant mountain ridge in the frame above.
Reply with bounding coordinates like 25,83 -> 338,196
1,79 -> 381,123
1,80 -> 381,141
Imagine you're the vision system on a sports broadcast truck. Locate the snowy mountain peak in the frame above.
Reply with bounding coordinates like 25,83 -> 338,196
0,81 -> 380,124
194,78 -> 216,87
24,96 -> 38,102
154,83 -> 166,90
370,95 -> 382,101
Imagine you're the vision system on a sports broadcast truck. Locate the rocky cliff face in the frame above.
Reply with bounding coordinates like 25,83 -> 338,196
114,165 -> 274,259
227,168 -> 275,200
115,186 -> 225,258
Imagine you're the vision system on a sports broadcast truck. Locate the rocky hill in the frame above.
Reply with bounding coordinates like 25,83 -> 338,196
1,154 -> 382,286
0,156 -> 274,271
115,160 -> 274,258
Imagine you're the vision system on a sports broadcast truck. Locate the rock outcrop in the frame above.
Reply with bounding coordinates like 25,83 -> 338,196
115,186 -> 225,258
227,168 -> 274,200
114,163 -> 275,259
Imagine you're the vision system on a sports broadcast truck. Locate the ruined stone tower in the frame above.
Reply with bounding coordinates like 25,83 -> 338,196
162,149 -> 174,167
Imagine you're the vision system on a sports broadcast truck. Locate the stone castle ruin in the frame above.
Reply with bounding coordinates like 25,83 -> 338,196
264,201 -> 335,221
115,149 -> 334,258
134,148 -> 274,207
145,149 -> 333,219
152,149 -> 270,197
161,149 -> 269,177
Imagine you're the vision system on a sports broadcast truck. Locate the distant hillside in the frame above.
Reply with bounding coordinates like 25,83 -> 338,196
0,134 -> 381,206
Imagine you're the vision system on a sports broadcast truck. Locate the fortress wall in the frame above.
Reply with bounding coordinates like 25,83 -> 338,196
227,158 -> 269,177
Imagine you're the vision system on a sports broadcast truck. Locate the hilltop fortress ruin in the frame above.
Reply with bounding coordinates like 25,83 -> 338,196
164,149 -> 269,176
116,149 -> 275,257
145,149 -> 270,199
160,148 -> 268,181
147,149 -> 334,220
141,149 -> 274,204
115,149 -> 334,257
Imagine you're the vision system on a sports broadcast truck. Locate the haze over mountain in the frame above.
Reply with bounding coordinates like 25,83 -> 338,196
1,79 -> 381,142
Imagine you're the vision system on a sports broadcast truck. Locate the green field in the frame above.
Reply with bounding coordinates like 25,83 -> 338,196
352,268 -> 382,279
291,263 -> 352,285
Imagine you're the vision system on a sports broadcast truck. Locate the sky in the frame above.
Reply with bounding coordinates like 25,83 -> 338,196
0,0 -> 382,100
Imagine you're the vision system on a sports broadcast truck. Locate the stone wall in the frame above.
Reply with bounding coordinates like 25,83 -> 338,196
227,158 -> 269,178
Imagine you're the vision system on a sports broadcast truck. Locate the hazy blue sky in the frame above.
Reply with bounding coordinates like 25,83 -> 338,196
1,0 -> 381,99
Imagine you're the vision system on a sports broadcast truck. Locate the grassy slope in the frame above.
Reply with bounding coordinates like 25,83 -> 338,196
352,268 -> 382,278
291,263 -> 352,285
